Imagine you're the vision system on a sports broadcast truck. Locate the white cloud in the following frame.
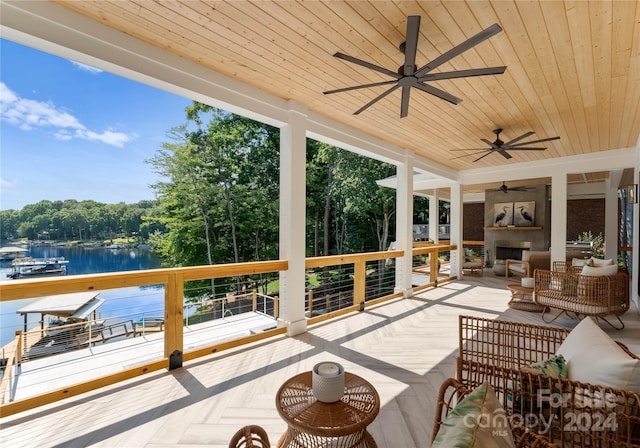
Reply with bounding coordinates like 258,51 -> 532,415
0,82 -> 132,147
0,177 -> 18,194
70,61 -> 103,74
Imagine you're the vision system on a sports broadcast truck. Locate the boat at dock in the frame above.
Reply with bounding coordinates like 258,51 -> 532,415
7,256 -> 69,279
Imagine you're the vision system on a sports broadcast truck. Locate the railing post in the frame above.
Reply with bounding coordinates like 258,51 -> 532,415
353,258 -> 365,309
274,296 -> 279,318
165,272 -> 184,369
252,291 -> 257,312
308,289 -> 313,315
16,331 -> 23,364
430,249 -> 439,285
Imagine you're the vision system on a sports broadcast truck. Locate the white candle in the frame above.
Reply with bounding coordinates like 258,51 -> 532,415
312,361 -> 345,402
317,362 -> 339,376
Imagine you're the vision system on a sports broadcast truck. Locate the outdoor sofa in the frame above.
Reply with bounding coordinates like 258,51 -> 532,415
533,259 -> 630,329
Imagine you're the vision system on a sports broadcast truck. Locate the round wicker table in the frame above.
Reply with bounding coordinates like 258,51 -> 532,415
507,283 -> 547,312
275,371 -> 380,448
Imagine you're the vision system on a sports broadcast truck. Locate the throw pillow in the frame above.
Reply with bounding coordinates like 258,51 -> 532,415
509,355 -> 568,415
557,317 -> 640,392
571,258 -> 590,267
432,382 -> 515,448
521,250 -> 531,262
590,257 -> 614,266
465,248 -> 474,257
520,355 -> 567,378
580,264 -> 618,277
549,274 -> 577,295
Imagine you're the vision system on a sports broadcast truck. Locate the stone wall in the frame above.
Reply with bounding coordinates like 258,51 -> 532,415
463,203 -> 484,241
566,198 -> 605,240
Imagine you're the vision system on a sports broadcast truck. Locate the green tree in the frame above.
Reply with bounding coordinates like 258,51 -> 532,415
0,209 -> 21,241
148,105 -> 279,271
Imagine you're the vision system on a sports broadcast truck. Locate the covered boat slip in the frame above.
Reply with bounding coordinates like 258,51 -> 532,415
0,247 -> 28,261
15,292 -> 109,359
16,291 -> 105,332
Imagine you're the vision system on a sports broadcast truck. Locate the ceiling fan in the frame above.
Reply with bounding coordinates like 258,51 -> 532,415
491,181 -> 533,194
451,128 -> 561,162
323,16 -> 506,118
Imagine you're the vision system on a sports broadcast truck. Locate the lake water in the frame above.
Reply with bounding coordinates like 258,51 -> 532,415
0,245 -> 165,347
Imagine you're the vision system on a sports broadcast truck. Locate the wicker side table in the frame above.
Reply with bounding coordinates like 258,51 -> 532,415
275,371 -> 380,448
506,283 -> 546,312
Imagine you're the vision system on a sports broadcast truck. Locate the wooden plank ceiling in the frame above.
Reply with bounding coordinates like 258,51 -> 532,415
53,1 -> 639,175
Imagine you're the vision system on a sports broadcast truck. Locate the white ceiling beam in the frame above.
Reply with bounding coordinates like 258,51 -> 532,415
460,147 -> 637,185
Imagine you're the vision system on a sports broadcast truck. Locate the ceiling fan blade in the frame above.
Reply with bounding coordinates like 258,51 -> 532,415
418,66 -> 506,82
450,148 -> 492,152
501,147 -> 547,151
400,85 -> 411,117
498,150 -> 513,159
334,52 -> 401,79
473,152 -> 495,163
414,23 -> 502,77
508,136 -> 561,147
323,80 -> 398,95
481,138 -> 498,148
403,16 -> 420,76
502,131 -> 534,146
449,150 -> 490,160
353,84 -> 401,115
413,83 -> 462,105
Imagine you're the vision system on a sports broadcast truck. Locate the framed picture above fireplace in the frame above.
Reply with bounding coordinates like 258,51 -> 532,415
514,201 -> 535,226
493,202 -> 514,227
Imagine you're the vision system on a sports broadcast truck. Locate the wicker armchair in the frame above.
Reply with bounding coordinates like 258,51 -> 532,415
533,269 -> 630,329
456,315 -> 640,447
229,425 -> 271,448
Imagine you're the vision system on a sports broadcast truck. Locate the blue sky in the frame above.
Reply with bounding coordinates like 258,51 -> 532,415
0,39 -> 193,211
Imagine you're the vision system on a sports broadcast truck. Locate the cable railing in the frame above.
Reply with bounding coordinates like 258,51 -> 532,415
0,244 -> 456,416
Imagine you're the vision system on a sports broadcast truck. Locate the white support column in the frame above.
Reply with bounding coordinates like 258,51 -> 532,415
394,151 -> 414,298
278,101 -> 308,336
550,173 -> 568,264
449,183 -> 463,277
632,152 -> 639,307
429,192 -> 439,243
605,170 -> 623,261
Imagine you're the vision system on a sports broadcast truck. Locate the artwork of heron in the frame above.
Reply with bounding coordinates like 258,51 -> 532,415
493,203 -> 513,227
495,206 -> 508,225
514,201 -> 535,226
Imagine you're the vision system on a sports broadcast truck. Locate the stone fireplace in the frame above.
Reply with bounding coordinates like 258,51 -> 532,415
483,184 -> 551,267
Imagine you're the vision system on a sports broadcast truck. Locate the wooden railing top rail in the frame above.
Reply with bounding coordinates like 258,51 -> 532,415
0,245 -> 462,304
0,260 -> 289,302
304,250 -> 403,268
412,244 -> 456,256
